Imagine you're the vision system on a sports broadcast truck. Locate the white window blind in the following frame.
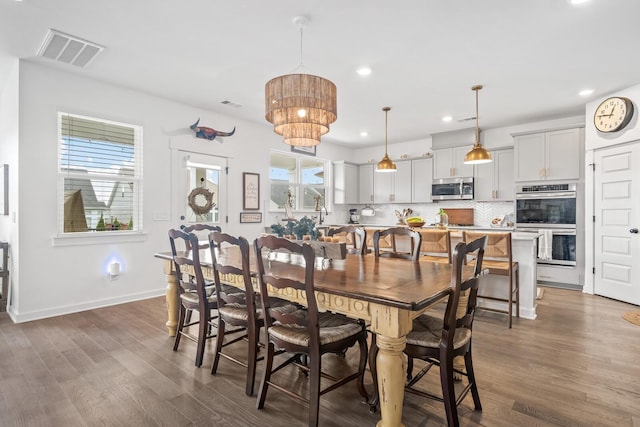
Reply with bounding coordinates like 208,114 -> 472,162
58,113 -> 143,234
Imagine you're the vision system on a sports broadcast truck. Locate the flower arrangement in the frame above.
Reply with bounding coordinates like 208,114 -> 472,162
270,216 -> 320,240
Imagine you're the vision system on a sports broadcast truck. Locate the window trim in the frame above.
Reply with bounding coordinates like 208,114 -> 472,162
56,112 -> 143,238
269,150 -> 331,213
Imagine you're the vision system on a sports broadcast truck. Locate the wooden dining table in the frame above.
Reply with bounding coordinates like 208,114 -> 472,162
155,246 -> 455,427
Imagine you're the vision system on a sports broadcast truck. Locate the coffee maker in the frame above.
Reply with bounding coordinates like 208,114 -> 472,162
349,208 -> 360,224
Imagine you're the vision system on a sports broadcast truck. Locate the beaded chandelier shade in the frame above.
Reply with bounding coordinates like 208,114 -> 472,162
265,73 -> 337,146
265,16 -> 337,147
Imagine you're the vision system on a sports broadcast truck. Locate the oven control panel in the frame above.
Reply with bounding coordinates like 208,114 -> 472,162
517,183 -> 576,193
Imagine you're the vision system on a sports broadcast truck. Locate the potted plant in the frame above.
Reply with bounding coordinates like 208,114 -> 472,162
128,217 -> 133,230
112,217 -> 121,231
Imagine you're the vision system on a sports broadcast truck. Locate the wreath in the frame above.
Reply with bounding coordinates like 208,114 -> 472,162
187,187 -> 216,216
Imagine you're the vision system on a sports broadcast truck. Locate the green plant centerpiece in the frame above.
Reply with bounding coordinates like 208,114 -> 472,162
270,216 -> 319,240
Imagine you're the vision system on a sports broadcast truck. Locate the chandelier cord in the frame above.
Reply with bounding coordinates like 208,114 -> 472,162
298,22 -> 305,69
475,87 -> 479,143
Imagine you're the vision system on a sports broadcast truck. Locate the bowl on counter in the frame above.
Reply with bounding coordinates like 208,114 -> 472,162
407,221 -> 425,228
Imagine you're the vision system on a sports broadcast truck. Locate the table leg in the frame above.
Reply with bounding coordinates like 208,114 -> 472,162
375,334 -> 407,427
163,261 -> 179,336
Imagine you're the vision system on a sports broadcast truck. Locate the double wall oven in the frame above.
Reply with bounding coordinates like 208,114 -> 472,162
516,183 -> 579,275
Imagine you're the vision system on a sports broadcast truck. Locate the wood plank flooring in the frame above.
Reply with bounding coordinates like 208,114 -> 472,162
1,286 -> 639,426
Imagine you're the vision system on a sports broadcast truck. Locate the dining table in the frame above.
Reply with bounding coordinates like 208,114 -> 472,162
155,245 -> 455,427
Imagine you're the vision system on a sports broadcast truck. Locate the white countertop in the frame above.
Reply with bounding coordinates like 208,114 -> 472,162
326,224 -> 541,241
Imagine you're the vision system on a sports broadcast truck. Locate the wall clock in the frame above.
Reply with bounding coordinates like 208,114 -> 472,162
593,96 -> 635,133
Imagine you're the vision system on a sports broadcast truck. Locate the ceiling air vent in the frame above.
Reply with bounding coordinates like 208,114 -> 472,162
220,100 -> 243,108
36,29 -> 104,68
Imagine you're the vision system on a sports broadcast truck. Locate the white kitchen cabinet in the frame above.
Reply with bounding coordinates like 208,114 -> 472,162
358,164 -> 375,204
433,146 -> 474,179
411,157 -> 433,203
333,161 -> 358,204
514,128 -> 582,182
374,160 -> 412,203
474,149 -> 514,201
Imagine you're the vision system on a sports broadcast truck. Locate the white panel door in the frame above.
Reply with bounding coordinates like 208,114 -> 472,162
594,142 -> 640,305
171,150 -> 227,229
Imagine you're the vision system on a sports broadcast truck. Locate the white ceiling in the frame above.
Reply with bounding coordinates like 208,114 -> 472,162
2,0 -> 640,148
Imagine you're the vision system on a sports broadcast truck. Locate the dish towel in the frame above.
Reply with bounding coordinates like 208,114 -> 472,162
538,230 -> 553,261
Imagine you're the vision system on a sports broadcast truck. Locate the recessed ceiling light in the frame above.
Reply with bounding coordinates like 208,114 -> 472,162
442,115 -> 453,122
356,67 -> 372,76
579,89 -> 594,97
360,131 -> 369,137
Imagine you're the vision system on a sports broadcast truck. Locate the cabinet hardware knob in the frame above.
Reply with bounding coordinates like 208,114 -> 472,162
630,228 -> 639,234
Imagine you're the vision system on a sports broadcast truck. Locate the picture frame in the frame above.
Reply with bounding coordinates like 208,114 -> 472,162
242,172 -> 260,210
239,212 -> 262,223
0,164 -> 7,216
291,145 -> 316,156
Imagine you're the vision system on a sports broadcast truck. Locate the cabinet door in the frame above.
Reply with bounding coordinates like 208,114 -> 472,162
412,158 -> 433,202
358,164 -> 374,204
333,162 -> 347,204
452,145 -> 475,177
374,169 -> 394,202
546,128 -> 581,180
494,149 -> 514,200
474,158 -> 495,201
393,161 -> 413,203
344,163 -> 359,204
515,133 -> 546,181
433,149 -> 454,179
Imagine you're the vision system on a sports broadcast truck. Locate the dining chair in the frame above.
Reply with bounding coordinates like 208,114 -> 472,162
403,236 -> 487,427
209,231 -> 294,396
168,228 -> 239,367
419,229 -> 452,263
373,227 -> 422,261
254,235 -> 370,427
182,223 -> 221,250
462,231 -> 519,328
327,225 -> 367,255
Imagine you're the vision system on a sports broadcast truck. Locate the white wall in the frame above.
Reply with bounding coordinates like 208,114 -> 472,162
0,56 -> 19,310
12,60 -> 351,322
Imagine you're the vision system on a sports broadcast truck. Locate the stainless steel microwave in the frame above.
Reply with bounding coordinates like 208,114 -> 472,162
431,177 -> 474,200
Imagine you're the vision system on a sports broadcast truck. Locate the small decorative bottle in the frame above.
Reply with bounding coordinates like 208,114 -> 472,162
435,208 -> 449,229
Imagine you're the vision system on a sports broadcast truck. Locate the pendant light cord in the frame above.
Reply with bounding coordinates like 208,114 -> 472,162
384,106 -> 390,154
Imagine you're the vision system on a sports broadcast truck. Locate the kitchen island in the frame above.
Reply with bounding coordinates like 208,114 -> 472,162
328,224 -> 541,320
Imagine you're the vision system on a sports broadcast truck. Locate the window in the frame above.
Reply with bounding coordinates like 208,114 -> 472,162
269,151 -> 328,212
58,113 -> 142,233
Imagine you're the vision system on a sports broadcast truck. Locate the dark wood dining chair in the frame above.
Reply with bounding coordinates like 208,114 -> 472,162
327,225 -> 367,255
254,235 -> 370,427
168,228 -> 237,367
403,236 -> 487,427
209,231 -> 294,396
462,231 -> 519,328
373,227 -> 422,261
182,223 -> 221,250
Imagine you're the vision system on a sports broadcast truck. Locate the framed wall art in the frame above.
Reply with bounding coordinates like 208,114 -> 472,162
242,172 -> 260,210
239,212 -> 262,223
291,145 -> 316,156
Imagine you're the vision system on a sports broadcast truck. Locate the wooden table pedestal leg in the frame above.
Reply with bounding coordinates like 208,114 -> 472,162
375,334 -> 407,427
163,264 -> 179,337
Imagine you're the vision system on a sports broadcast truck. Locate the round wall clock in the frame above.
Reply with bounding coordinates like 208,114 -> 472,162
594,96 -> 635,133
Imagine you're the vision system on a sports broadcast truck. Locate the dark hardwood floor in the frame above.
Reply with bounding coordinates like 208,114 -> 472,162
1,286 -> 639,426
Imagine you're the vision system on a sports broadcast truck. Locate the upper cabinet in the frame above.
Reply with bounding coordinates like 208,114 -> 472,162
433,146 -> 474,179
358,164 -> 375,204
411,157 -> 433,203
514,128 -> 583,182
333,161 -> 359,204
374,160 -> 412,203
474,149 -> 514,201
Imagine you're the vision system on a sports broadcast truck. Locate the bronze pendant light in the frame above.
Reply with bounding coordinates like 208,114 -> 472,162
376,107 -> 396,172
464,85 -> 492,164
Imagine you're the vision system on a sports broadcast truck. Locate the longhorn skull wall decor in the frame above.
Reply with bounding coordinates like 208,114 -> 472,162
190,118 -> 236,140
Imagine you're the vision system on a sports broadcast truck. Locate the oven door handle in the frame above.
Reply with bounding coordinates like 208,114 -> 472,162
516,191 -> 576,199
551,229 -> 577,236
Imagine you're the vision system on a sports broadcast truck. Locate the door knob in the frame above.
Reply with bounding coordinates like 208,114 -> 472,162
630,228 -> 639,234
